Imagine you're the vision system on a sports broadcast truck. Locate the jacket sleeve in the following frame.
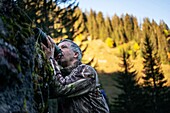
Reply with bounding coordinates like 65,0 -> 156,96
49,64 -> 98,98
50,58 -> 92,85
56,64 -> 96,85
49,77 -> 95,98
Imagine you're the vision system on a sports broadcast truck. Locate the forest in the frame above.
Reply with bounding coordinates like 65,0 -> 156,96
0,0 -> 170,113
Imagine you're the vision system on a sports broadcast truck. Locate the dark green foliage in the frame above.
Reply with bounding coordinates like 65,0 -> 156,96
141,34 -> 169,113
142,34 -> 167,87
33,45 -> 55,113
110,50 -> 142,113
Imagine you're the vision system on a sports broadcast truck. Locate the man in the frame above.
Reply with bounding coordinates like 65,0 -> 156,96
42,36 -> 109,113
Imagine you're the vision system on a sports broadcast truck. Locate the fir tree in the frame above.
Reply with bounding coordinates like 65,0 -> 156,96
123,14 -> 134,41
105,16 -> 114,42
96,11 -> 107,41
111,49 -> 142,113
85,9 -> 99,39
141,34 -> 168,113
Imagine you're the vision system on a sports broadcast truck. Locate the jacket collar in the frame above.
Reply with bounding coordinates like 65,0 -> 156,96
60,61 -> 82,76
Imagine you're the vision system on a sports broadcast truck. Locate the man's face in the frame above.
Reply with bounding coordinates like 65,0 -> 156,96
56,41 -> 77,67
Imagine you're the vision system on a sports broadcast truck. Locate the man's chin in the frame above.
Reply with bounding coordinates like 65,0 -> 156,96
57,60 -> 62,65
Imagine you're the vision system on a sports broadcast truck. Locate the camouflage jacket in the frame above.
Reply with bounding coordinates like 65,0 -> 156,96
49,60 -> 109,113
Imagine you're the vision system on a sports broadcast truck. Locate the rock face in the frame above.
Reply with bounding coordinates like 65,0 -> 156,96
0,17 -> 36,112
0,1 -> 37,112
0,38 -> 35,113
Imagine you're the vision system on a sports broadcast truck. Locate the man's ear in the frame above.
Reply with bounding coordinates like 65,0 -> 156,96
74,52 -> 79,58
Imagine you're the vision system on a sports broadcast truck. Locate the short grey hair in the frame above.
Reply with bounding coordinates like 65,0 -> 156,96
58,39 -> 82,61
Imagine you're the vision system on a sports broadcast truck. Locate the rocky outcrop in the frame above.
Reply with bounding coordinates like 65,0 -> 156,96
0,37 -> 35,113
0,1 -> 36,111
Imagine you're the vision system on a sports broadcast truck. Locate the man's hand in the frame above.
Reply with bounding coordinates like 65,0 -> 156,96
41,36 -> 55,59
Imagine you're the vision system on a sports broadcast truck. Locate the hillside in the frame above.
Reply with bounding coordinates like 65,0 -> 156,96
81,39 -> 121,73
76,39 -> 170,102
79,39 -> 170,80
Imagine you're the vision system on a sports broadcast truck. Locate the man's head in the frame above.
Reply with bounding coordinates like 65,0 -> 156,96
56,39 -> 82,67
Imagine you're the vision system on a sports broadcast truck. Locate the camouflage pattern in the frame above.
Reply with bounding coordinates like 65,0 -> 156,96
49,60 -> 109,113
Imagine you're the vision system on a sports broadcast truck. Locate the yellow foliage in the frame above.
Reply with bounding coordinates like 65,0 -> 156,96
128,50 -> 133,55
74,34 -> 83,42
164,29 -> 169,36
133,42 -> 140,51
36,10 -> 41,16
167,37 -> 170,41
105,37 -> 114,48
36,19 -> 41,23
167,52 -> 170,59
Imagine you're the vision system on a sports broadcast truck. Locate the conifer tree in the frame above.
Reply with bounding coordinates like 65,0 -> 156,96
132,16 -> 141,44
96,11 -> 107,41
85,9 -> 99,39
141,33 -> 168,113
74,8 -> 87,36
112,16 -> 128,45
105,16 -> 114,41
111,14 -> 120,45
111,49 -> 142,113
119,17 -> 128,44
123,14 -> 134,41
157,21 -> 169,64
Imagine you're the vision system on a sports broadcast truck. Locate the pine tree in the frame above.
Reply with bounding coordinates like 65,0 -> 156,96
123,14 -> 134,41
157,21 -> 169,64
111,14 -> 120,46
141,34 -> 168,113
111,49 -> 142,113
74,7 -> 87,37
96,11 -> 107,41
105,16 -> 114,42
86,9 -> 99,39
131,16 -> 141,44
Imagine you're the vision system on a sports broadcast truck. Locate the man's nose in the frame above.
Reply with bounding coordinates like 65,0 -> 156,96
57,46 -> 61,49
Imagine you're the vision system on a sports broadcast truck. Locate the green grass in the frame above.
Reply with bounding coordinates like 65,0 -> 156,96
98,73 -> 121,103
